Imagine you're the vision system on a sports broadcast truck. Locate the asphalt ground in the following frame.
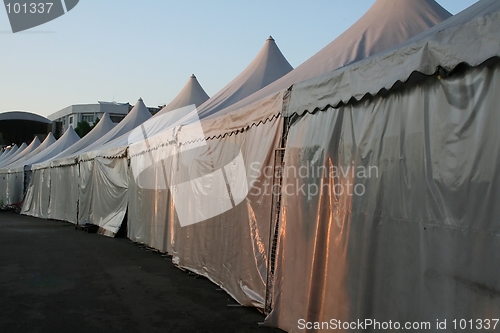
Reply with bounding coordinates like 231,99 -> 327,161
0,212 -> 284,333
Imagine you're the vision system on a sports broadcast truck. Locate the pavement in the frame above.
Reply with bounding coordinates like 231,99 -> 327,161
0,212 -> 284,333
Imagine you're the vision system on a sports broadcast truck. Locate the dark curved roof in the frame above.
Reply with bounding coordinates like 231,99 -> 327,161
0,111 -> 52,124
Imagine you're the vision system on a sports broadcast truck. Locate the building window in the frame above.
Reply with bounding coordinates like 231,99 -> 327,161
82,114 -> 94,124
69,116 -> 73,125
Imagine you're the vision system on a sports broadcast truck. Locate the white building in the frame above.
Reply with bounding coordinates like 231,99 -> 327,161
47,101 -> 131,133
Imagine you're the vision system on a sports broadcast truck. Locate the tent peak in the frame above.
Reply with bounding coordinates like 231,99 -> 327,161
197,35 -> 293,117
157,74 -> 210,115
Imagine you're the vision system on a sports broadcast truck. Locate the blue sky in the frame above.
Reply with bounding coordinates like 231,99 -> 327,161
0,0 -> 477,118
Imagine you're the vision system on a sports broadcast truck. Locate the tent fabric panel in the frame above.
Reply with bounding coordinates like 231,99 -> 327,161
88,157 -> 129,235
0,172 -> 7,204
128,116 -> 283,307
128,156 -> 172,253
78,160 -> 94,224
171,117 -> 283,307
5,171 -> 24,205
266,64 -> 500,332
21,169 -> 51,219
48,165 -> 78,224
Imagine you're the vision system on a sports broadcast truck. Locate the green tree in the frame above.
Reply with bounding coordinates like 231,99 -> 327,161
75,117 -> 100,138
75,121 -> 92,138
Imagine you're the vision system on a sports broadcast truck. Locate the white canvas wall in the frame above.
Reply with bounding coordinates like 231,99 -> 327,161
128,116 -> 283,307
266,62 -> 500,332
48,164 -> 79,223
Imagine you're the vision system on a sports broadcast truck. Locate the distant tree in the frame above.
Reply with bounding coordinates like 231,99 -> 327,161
75,117 -> 101,138
75,121 -> 92,138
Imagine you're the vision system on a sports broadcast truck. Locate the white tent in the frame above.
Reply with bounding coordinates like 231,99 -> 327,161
18,33 -> 291,220
74,80 -> 209,233
19,127 -> 80,171
22,100 -> 151,224
159,74 -> 210,114
0,141 -> 30,167
127,35 -> 293,252
0,144 -> 23,167
0,137 -> 39,204
75,99 -> 152,230
22,114 -> 116,223
82,37 -> 291,236
124,0 -> 453,311
78,99 -> 151,157
3,137 -> 41,167
0,133 -> 56,206
0,145 -> 18,204
20,127 -> 80,218
46,112 -> 116,163
7,133 -> 56,170
0,145 -> 17,160
264,0 -> 500,331
2,146 -> 17,158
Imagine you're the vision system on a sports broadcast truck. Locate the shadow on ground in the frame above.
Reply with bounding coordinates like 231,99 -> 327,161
0,212 -> 284,333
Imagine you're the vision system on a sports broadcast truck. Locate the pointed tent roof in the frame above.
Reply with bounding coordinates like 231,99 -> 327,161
17,143 -> 27,151
76,98 -> 152,155
2,147 -> 16,164
197,36 -> 293,118
26,133 -> 56,159
2,136 -> 41,167
211,0 -> 452,119
6,133 -> 56,171
50,113 -> 116,161
21,127 -> 80,170
158,74 -> 210,115
69,99 -> 157,162
1,145 -> 18,161
0,143 -> 26,167
5,146 -> 16,155
21,136 -> 41,155
0,145 -> 16,162
280,0 -> 451,87
287,0 -> 500,116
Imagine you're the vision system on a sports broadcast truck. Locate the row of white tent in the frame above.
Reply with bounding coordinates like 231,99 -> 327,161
1,0 -> 500,331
